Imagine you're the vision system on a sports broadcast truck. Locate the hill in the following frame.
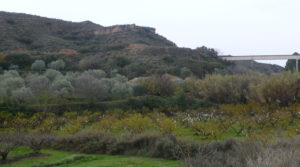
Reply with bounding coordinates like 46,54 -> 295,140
225,60 -> 284,75
0,11 -> 282,78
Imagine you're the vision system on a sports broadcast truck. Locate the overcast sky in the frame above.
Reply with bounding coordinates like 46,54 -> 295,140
1,0 -> 300,66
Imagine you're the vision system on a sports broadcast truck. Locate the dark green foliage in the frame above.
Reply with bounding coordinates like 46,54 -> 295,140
4,53 -> 33,69
16,37 -> 33,45
132,84 -> 148,96
5,19 -> 15,25
0,102 -> 38,115
165,93 -> 213,110
285,59 -> 298,71
126,96 -> 166,110
113,56 -> 131,68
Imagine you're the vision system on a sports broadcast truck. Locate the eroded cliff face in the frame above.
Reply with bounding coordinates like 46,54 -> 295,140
94,24 -> 156,35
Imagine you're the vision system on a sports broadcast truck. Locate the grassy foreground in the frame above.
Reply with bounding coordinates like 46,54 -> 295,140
3,147 -> 180,167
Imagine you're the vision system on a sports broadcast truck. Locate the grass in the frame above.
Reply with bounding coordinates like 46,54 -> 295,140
3,147 -> 180,167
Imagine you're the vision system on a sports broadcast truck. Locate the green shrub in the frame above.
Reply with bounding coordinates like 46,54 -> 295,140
140,75 -> 176,97
5,53 -> 33,69
249,72 -> 300,106
118,114 -> 154,134
198,74 -> 254,104
156,118 -> 177,135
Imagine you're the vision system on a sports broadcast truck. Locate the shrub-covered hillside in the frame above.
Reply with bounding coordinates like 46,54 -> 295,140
0,11 -> 283,78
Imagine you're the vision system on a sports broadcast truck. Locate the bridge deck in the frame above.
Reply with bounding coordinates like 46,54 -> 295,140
219,55 -> 300,61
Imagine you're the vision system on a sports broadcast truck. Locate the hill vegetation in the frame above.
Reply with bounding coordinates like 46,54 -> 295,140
0,11 -> 283,78
0,11 -> 297,167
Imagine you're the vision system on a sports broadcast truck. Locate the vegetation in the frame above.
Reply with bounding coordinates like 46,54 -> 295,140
1,10 -> 300,167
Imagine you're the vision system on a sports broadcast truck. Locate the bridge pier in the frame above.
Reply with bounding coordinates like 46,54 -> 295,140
296,59 -> 299,72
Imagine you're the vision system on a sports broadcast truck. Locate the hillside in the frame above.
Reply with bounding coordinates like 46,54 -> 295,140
0,11 -> 282,78
0,11 -> 175,51
226,60 -> 284,74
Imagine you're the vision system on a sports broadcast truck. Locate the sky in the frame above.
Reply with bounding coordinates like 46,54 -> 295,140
1,0 -> 300,67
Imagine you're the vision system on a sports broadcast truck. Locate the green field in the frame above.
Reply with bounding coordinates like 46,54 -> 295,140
2,147 -> 180,167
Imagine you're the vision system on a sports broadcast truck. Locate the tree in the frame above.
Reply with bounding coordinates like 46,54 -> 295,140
11,87 -> 35,103
31,60 -> 46,71
198,74 -> 253,104
8,64 -> 19,70
249,72 -> 300,106
113,56 -> 130,68
4,53 -> 33,69
44,69 -> 63,82
74,74 -> 109,100
48,59 -> 65,70
82,69 -> 107,79
111,82 -> 133,99
50,78 -> 74,97
79,55 -> 102,70
0,142 -> 15,160
23,133 -> 54,154
180,67 -> 193,79
0,135 -> 17,160
140,75 -> 176,97
0,76 -> 25,97
120,114 -> 153,134
26,74 -> 50,96
285,52 -> 300,72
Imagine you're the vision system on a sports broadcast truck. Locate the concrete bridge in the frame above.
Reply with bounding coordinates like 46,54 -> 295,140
219,55 -> 300,71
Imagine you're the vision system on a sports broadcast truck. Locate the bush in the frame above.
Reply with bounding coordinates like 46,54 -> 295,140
109,133 -> 198,160
63,116 -> 88,134
140,75 -> 176,97
52,131 -> 115,154
191,120 -> 223,140
113,56 -> 131,68
74,74 -> 109,100
247,148 -> 300,167
249,72 -> 300,106
126,96 -> 166,110
118,114 -> 153,134
157,118 -> 177,134
82,69 -> 106,79
197,74 -> 253,104
132,84 -> 147,96
79,55 -> 102,70
184,139 -> 262,167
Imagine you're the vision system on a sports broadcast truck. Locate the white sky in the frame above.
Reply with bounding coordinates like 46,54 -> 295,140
1,0 -> 300,67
